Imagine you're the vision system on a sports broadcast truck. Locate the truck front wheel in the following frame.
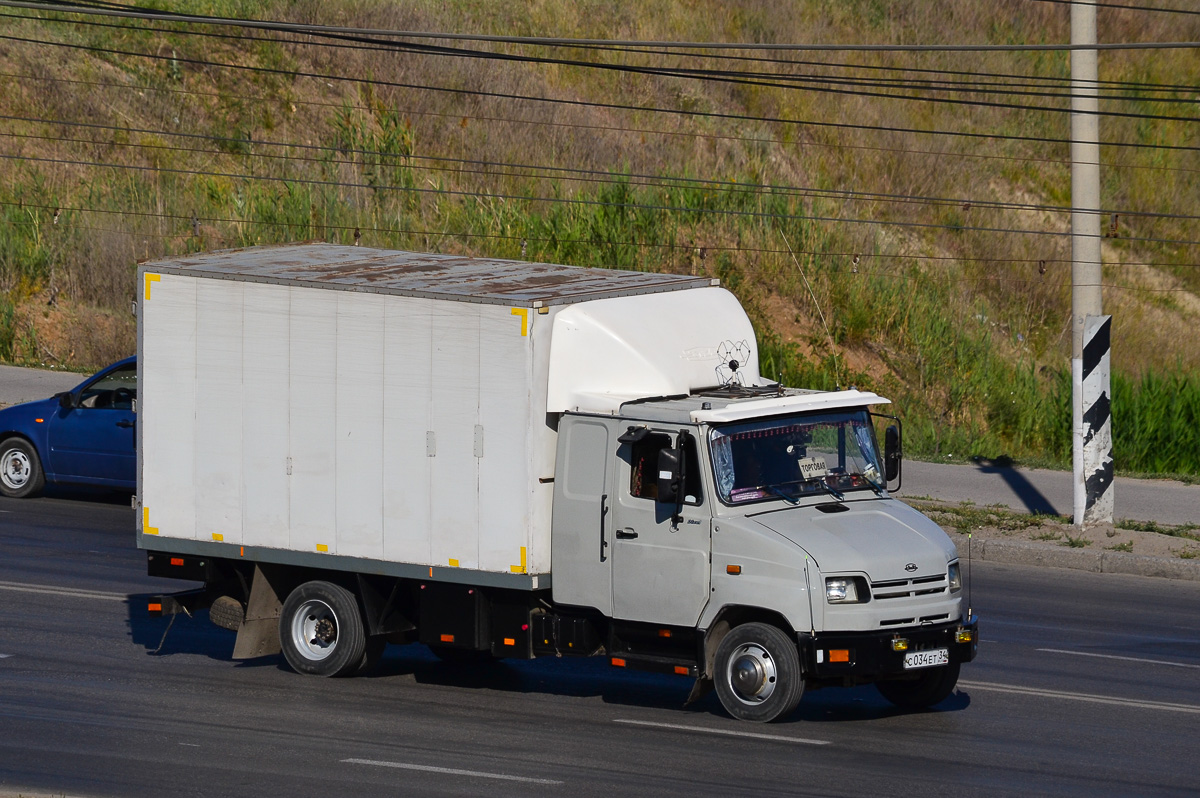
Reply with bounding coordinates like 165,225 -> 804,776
876,661 -> 960,710
713,622 -> 804,723
279,581 -> 367,677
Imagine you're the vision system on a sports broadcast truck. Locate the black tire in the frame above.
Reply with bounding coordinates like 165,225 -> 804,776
876,661 -> 961,710
0,437 -> 45,499
279,581 -> 367,677
713,622 -> 804,723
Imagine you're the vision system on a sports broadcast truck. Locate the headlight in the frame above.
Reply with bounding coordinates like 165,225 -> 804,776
948,561 -> 962,592
826,576 -> 868,603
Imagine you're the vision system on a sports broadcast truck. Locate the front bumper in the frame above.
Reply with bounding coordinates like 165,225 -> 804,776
798,616 -> 978,679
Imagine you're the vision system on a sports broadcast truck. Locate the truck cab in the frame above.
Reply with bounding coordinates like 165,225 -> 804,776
552,386 -> 976,721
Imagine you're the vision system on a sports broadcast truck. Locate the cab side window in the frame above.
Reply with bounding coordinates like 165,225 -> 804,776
629,432 -> 703,505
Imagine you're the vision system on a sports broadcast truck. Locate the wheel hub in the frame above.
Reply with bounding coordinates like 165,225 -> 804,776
725,643 -> 777,704
290,598 -> 339,661
313,617 -> 336,644
2,451 -> 30,489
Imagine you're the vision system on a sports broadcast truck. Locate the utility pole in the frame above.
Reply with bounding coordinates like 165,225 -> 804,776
1071,1 -> 1113,527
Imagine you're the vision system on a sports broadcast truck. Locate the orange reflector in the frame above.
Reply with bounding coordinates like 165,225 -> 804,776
674,666 -> 689,675
35,418 -> 43,423
503,637 -> 515,646
611,657 -> 626,667
170,557 -> 184,566
726,564 -> 742,575
830,649 -> 850,663
439,634 -> 455,643
148,603 -> 162,613
240,546 -> 245,557
658,629 -> 672,638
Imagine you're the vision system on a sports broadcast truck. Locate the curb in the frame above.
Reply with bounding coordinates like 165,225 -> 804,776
947,533 -> 1200,582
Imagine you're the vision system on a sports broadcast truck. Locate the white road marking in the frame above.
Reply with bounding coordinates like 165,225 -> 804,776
0,580 -> 126,602
179,743 -> 200,747
960,680 -> 1200,714
0,654 -> 11,659
342,758 -> 562,785
614,718 -> 830,746
1036,647 -> 1200,670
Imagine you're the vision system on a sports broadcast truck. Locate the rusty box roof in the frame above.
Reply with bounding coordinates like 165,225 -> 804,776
141,243 -> 718,307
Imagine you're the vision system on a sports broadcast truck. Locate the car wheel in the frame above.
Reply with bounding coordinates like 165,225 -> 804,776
0,437 -> 45,499
279,581 -> 367,677
713,622 -> 804,722
876,661 -> 961,710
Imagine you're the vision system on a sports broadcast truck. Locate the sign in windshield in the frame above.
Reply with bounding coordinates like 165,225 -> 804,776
709,410 -> 884,505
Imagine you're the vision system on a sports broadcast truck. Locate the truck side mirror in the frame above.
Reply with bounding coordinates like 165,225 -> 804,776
656,447 -> 681,504
884,425 -> 901,483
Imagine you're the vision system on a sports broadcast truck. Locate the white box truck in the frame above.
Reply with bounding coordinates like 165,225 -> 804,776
139,243 -> 977,722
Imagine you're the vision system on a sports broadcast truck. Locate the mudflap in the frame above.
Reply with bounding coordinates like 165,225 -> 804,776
231,565 -> 285,659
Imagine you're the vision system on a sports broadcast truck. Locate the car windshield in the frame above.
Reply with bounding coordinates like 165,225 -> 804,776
709,410 -> 884,505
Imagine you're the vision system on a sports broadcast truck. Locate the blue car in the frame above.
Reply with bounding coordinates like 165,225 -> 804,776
0,356 -> 137,498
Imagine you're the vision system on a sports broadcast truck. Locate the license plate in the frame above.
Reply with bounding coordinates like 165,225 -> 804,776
903,648 -> 949,670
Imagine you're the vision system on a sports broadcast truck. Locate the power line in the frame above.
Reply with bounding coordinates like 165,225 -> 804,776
3,213 -> 1192,299
8,8 -> 1200,119
1024,0 -> 1200,19
13,7 -> 1200,99
5,150 -> 1200,250
6,118 -> 1200,225
8,1 -> 1200,52
7,70 -> 1200,177
6,30 -> 1200,158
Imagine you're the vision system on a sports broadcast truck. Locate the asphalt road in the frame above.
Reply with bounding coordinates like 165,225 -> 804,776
0,364 -> 83,408
898,459 -> 1199,526
1,492 -> 1198,797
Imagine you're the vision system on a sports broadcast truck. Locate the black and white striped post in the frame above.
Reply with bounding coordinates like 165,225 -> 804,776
1070,3 -> 1112,528
1074,315 -> 1113,525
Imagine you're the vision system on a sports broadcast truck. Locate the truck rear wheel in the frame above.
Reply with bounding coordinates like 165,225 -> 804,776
876,661 -> 960,710
279,581 -> 367,677
714,622 -> 804,723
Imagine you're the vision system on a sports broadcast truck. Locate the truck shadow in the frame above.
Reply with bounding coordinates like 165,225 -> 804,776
371,645 -> 971,721
124,612 -> 971,721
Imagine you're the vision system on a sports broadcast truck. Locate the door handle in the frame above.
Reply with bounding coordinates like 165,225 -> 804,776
116,420 -> 135,428
615,529 -> 638,540
599,493 -> 609,562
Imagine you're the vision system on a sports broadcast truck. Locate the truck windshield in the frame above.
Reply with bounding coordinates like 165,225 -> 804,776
709,410 -> 884,505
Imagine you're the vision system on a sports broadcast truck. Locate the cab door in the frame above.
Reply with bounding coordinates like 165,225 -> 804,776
550,415 -> 616,615
611,428 -> 711,626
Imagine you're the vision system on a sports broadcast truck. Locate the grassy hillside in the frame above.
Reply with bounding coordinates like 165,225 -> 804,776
2,0 -> 1199,474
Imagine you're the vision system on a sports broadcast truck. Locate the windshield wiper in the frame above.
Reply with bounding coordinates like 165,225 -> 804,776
802,477 -> 845,503
760,484 -> 801,504
761,478 -> 845,503
860,471 -> 886,496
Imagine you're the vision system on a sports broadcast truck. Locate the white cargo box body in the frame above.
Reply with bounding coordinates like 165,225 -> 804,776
136,244 -> 747,588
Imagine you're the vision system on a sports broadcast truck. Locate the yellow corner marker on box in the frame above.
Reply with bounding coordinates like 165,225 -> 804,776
510,546 -> 527,574
510,307 -> 529,336
144,273 -> 160,300
142,506 -> 158,535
